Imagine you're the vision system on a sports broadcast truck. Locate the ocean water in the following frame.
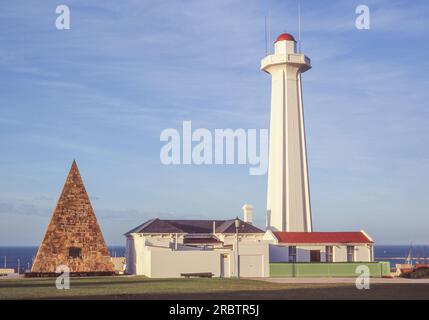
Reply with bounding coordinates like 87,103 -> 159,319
0,246 -> 125,273
374,245 -> 429,267
0,245 -> 427,273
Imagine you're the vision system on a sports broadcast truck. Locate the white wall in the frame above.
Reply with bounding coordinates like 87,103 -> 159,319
126,234 -> 270,278
149,247 -> 222,278
334,245 -> 372,262
141,244 -> 151,276
335,246 -> 347,262
146,242 -> 270,278
145,236 -> 178,247
125,236 -> 137,274
355,245 -> 372,262
126,234 -> 151,275
236,241 -> 270,277
218,233 -> 264,246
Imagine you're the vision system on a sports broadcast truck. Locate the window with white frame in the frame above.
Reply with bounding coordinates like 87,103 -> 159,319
289,246 -> 297,263
325,246 -> 333,262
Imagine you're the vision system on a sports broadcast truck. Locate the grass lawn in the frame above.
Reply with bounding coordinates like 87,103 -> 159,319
0,276 -> 342,300
1,276 -> 429,300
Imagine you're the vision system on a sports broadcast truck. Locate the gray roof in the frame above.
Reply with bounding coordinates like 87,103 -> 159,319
125,218 -> 264,236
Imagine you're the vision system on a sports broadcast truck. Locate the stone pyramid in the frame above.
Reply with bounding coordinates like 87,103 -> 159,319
31,161 -> 115,273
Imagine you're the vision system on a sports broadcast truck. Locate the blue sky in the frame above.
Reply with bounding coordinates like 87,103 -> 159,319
0,0 -> 428,245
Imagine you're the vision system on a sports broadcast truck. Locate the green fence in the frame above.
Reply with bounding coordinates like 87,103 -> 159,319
270,262 -> 390,278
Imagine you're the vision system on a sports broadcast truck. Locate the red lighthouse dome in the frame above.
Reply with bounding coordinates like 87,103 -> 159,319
275,33 -> 296,43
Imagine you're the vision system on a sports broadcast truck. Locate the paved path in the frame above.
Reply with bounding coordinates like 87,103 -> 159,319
254,277 -> 429,284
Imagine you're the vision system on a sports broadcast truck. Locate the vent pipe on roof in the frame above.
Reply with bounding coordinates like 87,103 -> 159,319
213,221 -> 216,234
242,204 -> 253,224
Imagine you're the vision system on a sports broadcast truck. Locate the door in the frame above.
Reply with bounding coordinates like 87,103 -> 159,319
310,250 -> 321,263
239,255 -> 263,277
221,254 -> 230,278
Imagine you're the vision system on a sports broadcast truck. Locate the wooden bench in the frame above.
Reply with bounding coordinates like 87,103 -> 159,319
180,272 -> 214,279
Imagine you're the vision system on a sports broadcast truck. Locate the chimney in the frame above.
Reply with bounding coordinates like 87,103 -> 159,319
242,204 -> 253,224
213,221 -> 216,234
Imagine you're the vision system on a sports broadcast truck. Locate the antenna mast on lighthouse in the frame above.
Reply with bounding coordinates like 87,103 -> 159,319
298,0 -> 302,53
264,2 -> 271,55
268,0 -> 272,54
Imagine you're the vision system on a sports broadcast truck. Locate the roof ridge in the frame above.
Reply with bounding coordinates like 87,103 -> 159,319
126,218 -> 264,235
215,220 -> 234,233
124,218 -> 159,235
165,219 -> 227,222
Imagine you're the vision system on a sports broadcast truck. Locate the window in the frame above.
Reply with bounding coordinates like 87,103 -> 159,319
310,250 -> 321,262
69,247 -> 82,258
347,246 -> 355,262
289,246 -> 297,263
325,246 -> 333,263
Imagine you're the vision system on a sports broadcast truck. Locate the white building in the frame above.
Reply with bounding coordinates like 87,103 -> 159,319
260,33 -> 375,264
125,215 -> 270,278
264,230 -> 374,263
262,33 -> 313,232
124,32 -> 377,278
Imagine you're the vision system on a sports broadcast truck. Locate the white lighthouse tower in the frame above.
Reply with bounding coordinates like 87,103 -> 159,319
262,33 -> 313,232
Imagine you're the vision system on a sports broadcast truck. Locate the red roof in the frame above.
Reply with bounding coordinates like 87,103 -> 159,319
275,33 -> 296,43
274,232 -> 373,244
